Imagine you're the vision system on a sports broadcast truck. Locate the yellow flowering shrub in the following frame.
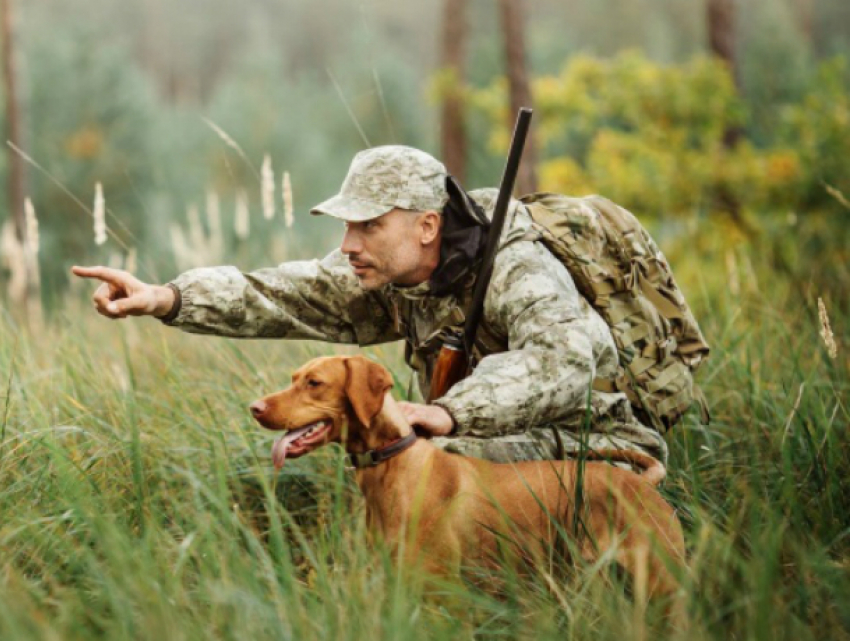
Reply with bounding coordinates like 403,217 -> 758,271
470,51 -> 847,216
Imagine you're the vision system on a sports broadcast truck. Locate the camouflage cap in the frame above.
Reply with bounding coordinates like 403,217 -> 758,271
310,145 -> 449,222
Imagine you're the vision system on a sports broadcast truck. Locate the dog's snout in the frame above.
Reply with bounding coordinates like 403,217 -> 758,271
249,400 -> 268,418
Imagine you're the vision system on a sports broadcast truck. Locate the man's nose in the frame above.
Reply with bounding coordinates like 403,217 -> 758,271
340,227 -> 361,255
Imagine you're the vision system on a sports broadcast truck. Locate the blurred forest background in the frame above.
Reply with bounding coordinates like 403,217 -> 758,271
1,0 -> 848,317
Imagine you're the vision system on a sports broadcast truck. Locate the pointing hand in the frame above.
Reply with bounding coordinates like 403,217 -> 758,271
71,266 -> 176,319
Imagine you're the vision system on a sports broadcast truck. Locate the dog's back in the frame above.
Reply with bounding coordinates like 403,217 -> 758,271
424,446 -> 686,596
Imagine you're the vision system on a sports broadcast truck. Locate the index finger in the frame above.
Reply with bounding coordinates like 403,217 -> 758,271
71,265 -> 130,285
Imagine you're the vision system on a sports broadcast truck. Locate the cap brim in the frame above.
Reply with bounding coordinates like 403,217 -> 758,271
309,194 -> 392,222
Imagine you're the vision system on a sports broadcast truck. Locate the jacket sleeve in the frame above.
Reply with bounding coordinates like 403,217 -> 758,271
163,249 -> 401,345
433,239 -> 617,437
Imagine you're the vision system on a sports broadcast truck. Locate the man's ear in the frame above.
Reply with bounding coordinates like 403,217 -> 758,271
418,210 -> 441,245
343,356 -> 394,428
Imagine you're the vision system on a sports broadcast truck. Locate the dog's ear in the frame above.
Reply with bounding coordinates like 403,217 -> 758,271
343,356 -> 394,428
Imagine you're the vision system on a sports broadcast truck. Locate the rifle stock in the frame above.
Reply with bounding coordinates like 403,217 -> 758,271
427,332 -> 468,402
428,108 -> 533,402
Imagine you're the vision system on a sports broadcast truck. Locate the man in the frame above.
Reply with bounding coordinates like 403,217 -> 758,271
73,145 -> 667,465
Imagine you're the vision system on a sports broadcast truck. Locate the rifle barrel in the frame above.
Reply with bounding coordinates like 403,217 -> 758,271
462,108 -> 533,356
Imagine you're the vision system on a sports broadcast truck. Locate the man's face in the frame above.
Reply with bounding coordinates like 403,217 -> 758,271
340,208 -> 439,290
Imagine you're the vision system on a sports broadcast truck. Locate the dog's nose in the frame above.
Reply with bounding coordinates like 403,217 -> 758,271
249,401 -> 267,418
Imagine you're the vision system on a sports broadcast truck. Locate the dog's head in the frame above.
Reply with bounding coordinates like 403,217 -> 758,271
250,355 -> 394,468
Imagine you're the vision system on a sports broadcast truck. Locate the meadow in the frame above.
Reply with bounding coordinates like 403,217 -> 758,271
0,201 -> 847,640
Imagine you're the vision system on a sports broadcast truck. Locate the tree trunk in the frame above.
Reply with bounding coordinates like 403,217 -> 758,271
498,0 -> 537,195
793,0 -> 815,51
706,0 -> 755,233
439,0 -> 469,184
706,0 -> 741,147
1,0 -> 31,316
1,0 -> 25,244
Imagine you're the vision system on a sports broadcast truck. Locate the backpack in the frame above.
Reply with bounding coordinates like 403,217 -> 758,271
520,192 -> 710,433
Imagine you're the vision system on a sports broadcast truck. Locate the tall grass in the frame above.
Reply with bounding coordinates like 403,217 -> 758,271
0,211 -> 848,640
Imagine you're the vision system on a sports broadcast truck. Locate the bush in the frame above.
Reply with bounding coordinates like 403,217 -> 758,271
470,51 -> 849,218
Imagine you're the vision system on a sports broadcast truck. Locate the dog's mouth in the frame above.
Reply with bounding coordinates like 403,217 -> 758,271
271,419 -> 333,469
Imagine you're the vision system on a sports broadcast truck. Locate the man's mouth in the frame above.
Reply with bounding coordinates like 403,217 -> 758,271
271,420 -> 332,469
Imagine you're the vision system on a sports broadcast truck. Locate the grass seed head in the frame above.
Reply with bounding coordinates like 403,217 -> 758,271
24,197 -> 39,256
283,171 -> 294,228
262,154 -> 275,220
818,297 -> 838,360
235,190 -> 250,240
94,182 -> 107,246
0,220 -> 26,302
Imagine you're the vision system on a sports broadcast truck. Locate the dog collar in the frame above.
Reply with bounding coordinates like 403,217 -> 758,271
348,432 -> 418,469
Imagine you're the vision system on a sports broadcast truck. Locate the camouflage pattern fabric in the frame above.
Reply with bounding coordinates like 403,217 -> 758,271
310,146 -> 450,222
166,153 -> 668,466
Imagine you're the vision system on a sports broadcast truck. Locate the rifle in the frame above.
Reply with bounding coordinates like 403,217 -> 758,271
427,107 -> 533,403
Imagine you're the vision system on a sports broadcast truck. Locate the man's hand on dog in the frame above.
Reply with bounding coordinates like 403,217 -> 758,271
396,401 -> 454,437
71,266 -> 176,319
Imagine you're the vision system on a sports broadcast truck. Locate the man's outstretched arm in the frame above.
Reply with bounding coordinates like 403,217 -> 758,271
72,250 -> 401,346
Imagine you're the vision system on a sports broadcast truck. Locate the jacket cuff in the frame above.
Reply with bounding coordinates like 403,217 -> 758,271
157,283 -> 183,325
431,399 -> 468,437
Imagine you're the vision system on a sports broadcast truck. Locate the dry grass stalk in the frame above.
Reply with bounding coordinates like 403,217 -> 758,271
202,118 -> 256,177
235,190 -> 250,240
206,189 -> 224,259
93,182 -> 107,245
261,155 -> 275,220
22,197 -> 42,319
170,223 -> 191,272
725,250 -> 739,297
24,197 -> 39,256
283,171 -> 294,228
125,248 -> 137,274
186,204 -> 205,251
825,184 -> 850,210
818,297 -> 838,360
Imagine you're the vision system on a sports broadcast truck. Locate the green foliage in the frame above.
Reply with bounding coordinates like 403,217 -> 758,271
471,51 -> 849,217
777,57 -> 850,207
20,27 -> 159,296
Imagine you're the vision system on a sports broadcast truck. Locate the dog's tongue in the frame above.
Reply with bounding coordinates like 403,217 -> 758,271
272,426 -> 312,469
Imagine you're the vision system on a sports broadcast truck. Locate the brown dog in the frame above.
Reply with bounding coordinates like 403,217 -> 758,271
250,355 -> 686,599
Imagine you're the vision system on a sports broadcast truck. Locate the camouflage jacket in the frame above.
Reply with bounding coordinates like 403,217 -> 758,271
165,189 -> 668,463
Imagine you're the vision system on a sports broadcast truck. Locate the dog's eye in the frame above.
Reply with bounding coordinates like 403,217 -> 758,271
306,379 -> 322,388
